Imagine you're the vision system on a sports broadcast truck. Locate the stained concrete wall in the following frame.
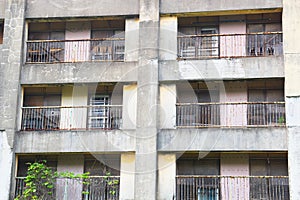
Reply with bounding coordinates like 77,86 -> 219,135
0,1 -> 26,199
25,0 -> 139,18
14,130 -> 135,153
158,128 -> 288,151
21,62 -> 138,84
160,0 -> 282,15
283,1 -> 300,199
159,56 -> 284,81
0,131 -> 13,200
0,0 -> 5,18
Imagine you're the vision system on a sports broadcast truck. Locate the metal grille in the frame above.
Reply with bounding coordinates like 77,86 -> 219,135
178,32 -> 283,59
176,176 -> 289,200
26,38 -> 125,63
21,105 -> 122,131
176,102 -> 285,128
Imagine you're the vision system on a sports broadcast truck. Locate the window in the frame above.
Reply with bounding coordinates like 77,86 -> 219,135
22,87 -> 61,130
27,22 -> 65,62
246,13 -> 282,56
176,154 -> 220,200
88,95 -> 111,129
250,154 -> 289,200
0,21 -> 3,44
178,26 -> 219,58
248,88 -> 284,125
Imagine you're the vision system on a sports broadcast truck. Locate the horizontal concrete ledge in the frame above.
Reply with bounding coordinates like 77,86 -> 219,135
160,0 -> 282,15
158,128 -> 288,151
21,61 -> 138,84
159,56 -> 284,81
25,0 -> 139,18
15,130 -> 136,153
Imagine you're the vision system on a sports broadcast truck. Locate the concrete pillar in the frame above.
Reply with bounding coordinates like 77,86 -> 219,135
0,131 -> 13,200
122,84 -> 137,129
65,21 -> 91,62
60,85 -> 88,129
0,0 -> 26,199
134,0 -> 160,199
220,81 -> 247,126
160,84 -> 176,129
120,153 -> 135,200
57,155 -> 84,200
220,153 -> 249,200
159,16 -> 177,60
125,18 -> 139,61
283,1 -> 300,199
157,154 -> 176,200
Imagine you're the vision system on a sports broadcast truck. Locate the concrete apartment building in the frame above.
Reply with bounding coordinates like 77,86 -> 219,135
0,0 -> 299,199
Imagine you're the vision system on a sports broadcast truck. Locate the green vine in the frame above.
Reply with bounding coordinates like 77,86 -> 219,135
15,160 -> 90,200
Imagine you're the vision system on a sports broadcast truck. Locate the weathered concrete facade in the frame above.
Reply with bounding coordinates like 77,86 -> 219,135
0,0 -> 296,199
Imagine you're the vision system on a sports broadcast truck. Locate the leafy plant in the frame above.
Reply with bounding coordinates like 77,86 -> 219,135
15,160 -> 90,200
278,116 -> 285,124
104,172 -> 119,195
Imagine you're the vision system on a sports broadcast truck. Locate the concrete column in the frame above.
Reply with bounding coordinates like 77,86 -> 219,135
122,84 -> 137,129
220,81 -> 247,126
283,1 -> 300,199
134,0 -> 160,199
157,154 -> 176,200
220,153 -> 250,200
159,16 -> 177,60
60,85 -> 88,129
57,155 -> 84,200
0,0 -> 26,199
120,153 -> 135,200
125,18 -> 139,61
0,131 -> 13,200
160,84 -> 176,129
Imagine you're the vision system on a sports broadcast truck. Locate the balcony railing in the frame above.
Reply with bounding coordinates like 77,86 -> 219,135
26,38 -> 125,63
15,176 -> 120,200
176,175 -> 289,200
176,102 -> 285,128
21,105 -> 122,131
177,32 -> 283,59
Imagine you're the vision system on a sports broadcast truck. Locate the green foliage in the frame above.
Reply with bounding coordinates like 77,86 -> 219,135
104,172 -> 119,195
15,161 -> 90,200
278,116 -> 285,124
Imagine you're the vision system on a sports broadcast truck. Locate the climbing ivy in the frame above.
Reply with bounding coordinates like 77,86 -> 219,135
15,160 -> 90,200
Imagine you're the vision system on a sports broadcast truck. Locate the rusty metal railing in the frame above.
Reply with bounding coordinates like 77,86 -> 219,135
177,32 -> 283,59
21,105 -> 122,131
15,176 -> 120,200
176,102 -> 285,128
26,38 -> 125,63
176,175 -> 289,200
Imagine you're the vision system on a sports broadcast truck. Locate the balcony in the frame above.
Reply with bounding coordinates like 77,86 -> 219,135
21,105 -> 122,131
26,38 -> 125,64
176,175 -> 289,200
177,32 -> 283,60
15,176 -> 120,200
176,102 -> 285,128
